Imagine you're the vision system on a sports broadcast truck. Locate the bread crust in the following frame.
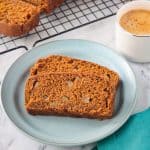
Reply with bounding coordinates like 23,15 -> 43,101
52,0 -> 64,9
42,0 -> 53,13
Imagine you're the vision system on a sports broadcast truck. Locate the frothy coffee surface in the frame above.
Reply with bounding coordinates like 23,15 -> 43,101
120,9 -> 150,35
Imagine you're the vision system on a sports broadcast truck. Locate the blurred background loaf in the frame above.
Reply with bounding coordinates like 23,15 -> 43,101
0,0 -> 39,36
0,0 -> 64,36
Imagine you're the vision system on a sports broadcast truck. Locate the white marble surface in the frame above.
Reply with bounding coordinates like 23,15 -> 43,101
0,16 -> 150,150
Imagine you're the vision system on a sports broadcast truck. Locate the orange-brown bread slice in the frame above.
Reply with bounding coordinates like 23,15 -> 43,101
25,73 -> 119,119
0,0 -> 39,36
30,55 -> 119,87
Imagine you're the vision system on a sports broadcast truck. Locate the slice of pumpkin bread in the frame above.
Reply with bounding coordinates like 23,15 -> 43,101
25,73 -> 119,119
0,0 -> 39,36
30,55 -> 119,87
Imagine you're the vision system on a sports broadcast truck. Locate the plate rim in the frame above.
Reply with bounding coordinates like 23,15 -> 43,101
1,39 -> 137,146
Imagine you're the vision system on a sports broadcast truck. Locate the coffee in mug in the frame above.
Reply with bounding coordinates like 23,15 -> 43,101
120,9 -> 150,35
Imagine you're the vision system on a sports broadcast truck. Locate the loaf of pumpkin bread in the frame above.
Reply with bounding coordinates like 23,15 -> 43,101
25,72 -> 119,119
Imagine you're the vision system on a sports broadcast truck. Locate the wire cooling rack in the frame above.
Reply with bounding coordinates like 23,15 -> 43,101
0,0 -> 131,54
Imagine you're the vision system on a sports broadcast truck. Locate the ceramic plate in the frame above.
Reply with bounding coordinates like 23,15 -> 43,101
1,40 -> 136,146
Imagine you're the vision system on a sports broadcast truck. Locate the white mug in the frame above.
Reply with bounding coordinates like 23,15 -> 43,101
115,0 -> 150,62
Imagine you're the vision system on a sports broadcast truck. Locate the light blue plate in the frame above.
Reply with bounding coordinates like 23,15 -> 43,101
1,39 -> 136,146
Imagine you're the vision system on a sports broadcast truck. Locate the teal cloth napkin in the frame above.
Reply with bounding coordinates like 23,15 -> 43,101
96,108 -> 150,150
